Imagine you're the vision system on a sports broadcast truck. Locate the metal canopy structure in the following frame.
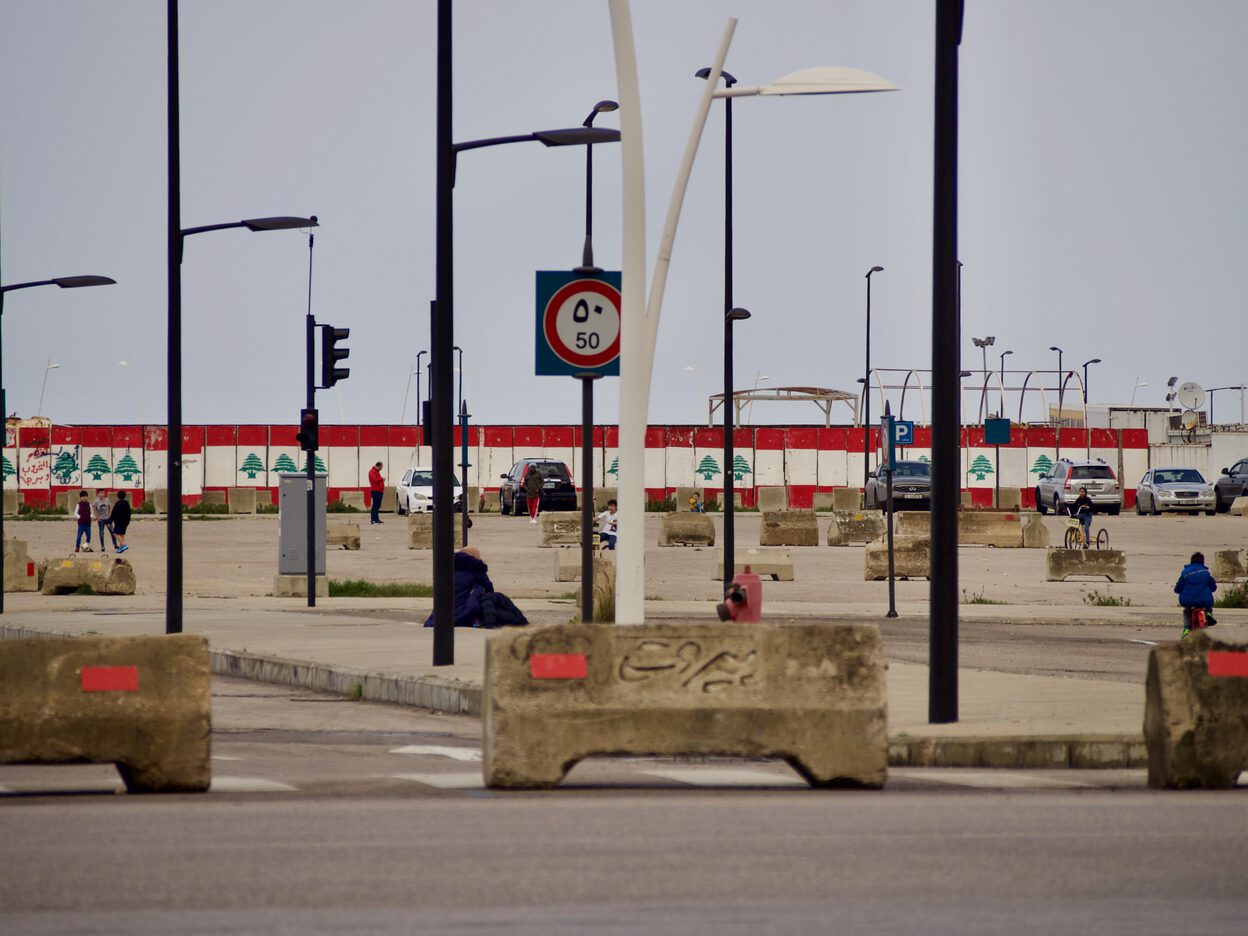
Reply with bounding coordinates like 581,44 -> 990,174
707,385 -> 857,427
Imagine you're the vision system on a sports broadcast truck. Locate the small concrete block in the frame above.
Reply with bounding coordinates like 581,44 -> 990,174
200,490 -> 227,508
1022,512 -> 1051,549
467,486 -> 480,512
326,521 -> 361,550
483,622 -> 888,789
864,536 -> 930,581
827,511 -> 886,546
380,486 -> 397,512
42,555 -> 136,595
960,490 -> 973,508
273,574 -> 328,598
407,512 -> 465,549
1145,634 -> 1248,789
831,487 -> 862,512
995,486 -> 1023,511
481,491 -> 500,513
659,512 -> 715,547
812,491 -> 838,512
756,487 -> 788,513
3,489 -> 18,516
227,487 -> 257,514
338,490 -> 366,510
894,512 -> 930,537
539,512 -> 582,547
254,488 -> 273,508
0,634 -> 212,793
759,510 -> 818,547
958,511 -> 1023,548
555,548 -> 581,582
1045,548 -> 1126,583
1212,549 -> 1247,582
3,538 -> 38,593
1231,496 -> 1248,516
714,546 -> 794,581
151,489 -> 168,514
56,491 -> 74,513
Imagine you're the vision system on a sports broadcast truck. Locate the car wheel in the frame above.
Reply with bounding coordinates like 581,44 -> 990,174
1053,495 -> 1064,517
1216,494 -> 1229,514
500,491 -> 510,515
1135,496 -> 1143,516
396,497 -> 406,516
1108,505 -> 1120,516
1035,488 -> 1048,515
1206,510 -> 1216,516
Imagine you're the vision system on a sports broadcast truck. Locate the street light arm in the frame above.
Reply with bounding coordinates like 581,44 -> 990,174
2,275 -> 116,293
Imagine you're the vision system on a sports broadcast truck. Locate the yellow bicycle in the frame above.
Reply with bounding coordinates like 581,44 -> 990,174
1064,514 -> 1108,550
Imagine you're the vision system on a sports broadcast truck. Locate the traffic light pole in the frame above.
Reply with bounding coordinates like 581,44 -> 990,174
305,264 -> 316,609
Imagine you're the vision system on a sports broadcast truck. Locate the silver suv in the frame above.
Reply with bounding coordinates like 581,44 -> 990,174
1034,457 -> 1121,516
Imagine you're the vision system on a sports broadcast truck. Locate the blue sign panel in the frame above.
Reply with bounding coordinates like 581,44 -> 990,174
534,270 -> 621,377
984,418 -> 1011,446
892,419 -> 915,446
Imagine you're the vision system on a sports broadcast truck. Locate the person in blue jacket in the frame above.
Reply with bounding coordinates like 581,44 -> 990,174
1174,551 -> 1217,638
424,546 -> 527,629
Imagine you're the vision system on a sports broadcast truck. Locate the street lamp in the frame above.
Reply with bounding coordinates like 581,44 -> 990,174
722,306 -> 751,583
576,100 -> 619,273
1130,378 -> 1149,406
413,350 -> 427,430
1207,385 -> 1247,425
117,360 -> 143,424
35,361 -> 60,418
998,349 -> 1013,417
864,266 -> 884,496
972,335 -> 995,423
1049,345 -> 1064,461
1081,358 -> 1102,404
0,272 -> 114,615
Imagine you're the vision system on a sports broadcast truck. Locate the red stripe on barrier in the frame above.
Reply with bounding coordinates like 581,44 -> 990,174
1207,651 -> 1248,678
81,665 -> 139,692
530,653 -> 588,680
26,562 -> 34,577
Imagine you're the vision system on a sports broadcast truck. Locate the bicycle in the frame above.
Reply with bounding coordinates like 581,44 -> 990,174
1181,606 -> 1214,639
1064,513 -> 1108,550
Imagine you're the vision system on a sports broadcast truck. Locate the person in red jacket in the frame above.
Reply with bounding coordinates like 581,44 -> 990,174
368,462 -> 385,524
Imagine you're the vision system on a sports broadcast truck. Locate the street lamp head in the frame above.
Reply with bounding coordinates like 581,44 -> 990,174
1001,349 -> 1014,358
972,336 -> 995,348
241,215 -> 318,232
726,307 -> 751,322
867,265 -> 884,276
1084,358 -> 1102,366
51,275 -> 117,289
532,127 -> 620,147
756,66 -> 898,97
1049,346 -> 1062,353
695,66 -> 737,86
583,100 -> 619,127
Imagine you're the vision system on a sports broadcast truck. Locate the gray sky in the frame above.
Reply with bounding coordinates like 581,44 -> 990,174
2,1 -> 1245,427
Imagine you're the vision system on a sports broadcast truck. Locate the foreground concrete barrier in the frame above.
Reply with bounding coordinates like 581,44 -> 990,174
1022,513 -> 1051,548
4,538 -> 39,593
958,511 -> 1023,548
1213,549 -> 1248,582
539,512 -> 582,546
759,510 -> 818,547
893,512 -> 929,537
41,555 -> 136,595
338,490 -> 366,511
715,546 -> 794,581
273,574 -> 328,597
1231,496 -> 1248,517
326,521 -> 361,550
0,634 -> 211,793
659,512 -> 715,546
831,487 -> 862,512
756,486 -> 787,513
408,512 -> 466,548
1045,548 -> 1126,583
864,536 -> 930,581
228,487 -> 257,514
826,511 -> 886,546
574,556 -> 616,623
200,490 -> 227,508
1145,634 -> 1248,789
483,622 -> 888,789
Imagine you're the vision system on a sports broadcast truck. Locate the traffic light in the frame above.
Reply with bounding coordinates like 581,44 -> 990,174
320,325 -> 350,388
296,407 -> 319,452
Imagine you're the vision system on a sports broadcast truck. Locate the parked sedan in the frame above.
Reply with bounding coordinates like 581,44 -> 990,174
499,459 -> 578,515
865,460 -> 932,510
394,466 -> 463,515
1135,467 -> 1216,515
1214,458 -> 1248,512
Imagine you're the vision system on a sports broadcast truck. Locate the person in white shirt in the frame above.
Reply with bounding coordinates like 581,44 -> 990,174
596,499 -> 618,550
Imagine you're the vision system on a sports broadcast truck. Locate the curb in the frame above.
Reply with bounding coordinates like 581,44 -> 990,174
888,734 -> 1147,769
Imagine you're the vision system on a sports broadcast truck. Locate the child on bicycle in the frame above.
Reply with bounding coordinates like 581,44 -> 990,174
1070,486 -> 1094,548
1174,551 -> 1217,638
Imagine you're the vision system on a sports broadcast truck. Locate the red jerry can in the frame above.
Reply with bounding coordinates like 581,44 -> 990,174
716,565 -> 763,623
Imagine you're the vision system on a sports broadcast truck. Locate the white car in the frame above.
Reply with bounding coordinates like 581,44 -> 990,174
1135,467 -> 1216,515
395,466 -> 463,515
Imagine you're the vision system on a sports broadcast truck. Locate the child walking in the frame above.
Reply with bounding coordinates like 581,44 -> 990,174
74,491 -> 93,552
1174,551 -> 1217,638
92,489 -> 118,552
111,490 -> 132,554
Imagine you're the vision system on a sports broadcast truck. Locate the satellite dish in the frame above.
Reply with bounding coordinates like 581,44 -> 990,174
1180,410 -> 1200,430
1177,381 -> 1206,410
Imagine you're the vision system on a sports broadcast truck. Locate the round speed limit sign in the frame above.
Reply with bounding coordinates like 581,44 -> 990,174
541,278 -> 622,370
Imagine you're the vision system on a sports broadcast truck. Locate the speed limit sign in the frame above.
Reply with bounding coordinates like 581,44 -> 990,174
534,270 -> 622,377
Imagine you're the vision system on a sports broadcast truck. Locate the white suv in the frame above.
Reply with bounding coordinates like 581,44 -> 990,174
1035,458 -> 1121,516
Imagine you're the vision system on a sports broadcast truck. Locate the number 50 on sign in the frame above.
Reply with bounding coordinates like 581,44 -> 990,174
534,270 -> 622,377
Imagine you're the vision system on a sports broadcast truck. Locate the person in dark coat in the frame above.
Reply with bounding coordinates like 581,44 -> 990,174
423,547 -> 527,629
111,490 -> 132,554
524,464 -> 543,523
1174,551 -> 1217,637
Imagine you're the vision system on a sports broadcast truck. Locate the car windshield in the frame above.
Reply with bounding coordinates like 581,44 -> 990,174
1153,469 -> 1205,485
892,462 -> 931,478
1070,465 -> 1114,480
409,470 -> 458,488
530,463 -> 570,480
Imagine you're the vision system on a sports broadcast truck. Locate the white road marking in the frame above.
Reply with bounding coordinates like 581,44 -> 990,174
892,769 -> 1095,789
1126,639 -> 1159,646
210,776 -> 298,793
393,772 -> 483,790
0,785 -> 13,795
211,755 -> 242,761
389,745 -> 481,761
640,767 -> 806,788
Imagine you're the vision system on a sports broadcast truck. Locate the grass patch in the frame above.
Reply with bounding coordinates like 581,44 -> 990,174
1215,583 -> 1248,609
646,497 -> 675,512
185,502 -> 229,514
17,504 -> 67,517
962,587 -> 1008,605
1082,591 -> 1132,607
328,578 -> 433,598
72,585 -> 96,595
347,683 -> 363,700
137,501 -> 157,514
257,503 -> 279,514
327,501 -> 363,513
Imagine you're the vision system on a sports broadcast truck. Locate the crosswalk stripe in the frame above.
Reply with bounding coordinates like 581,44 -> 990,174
389,745 -> 481,761
393,772 -> 483,790
891,769 -> 1095,789
640,767 -> 806,788
211,755 -> 242,761
210,776 -> 298,793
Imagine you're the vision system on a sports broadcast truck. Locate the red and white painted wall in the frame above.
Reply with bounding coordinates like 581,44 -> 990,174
5,421 -> 1151,509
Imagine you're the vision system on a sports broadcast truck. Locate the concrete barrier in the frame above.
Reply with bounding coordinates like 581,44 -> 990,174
254,488 -> 273,508
714,546 -> 794,581
864,536 -> 930,581
1212,549 -> 1248,582
338,490 -> 366,510
659,512 -> 715,546
1145,633 -> 1248,789
151,488 -> 168,514
380,485 -> 397,512
481,491 -> 500,512
228,487 -> 257,514
326,521 -> 361,550
273,574 -> 328,597
4,538 -> 39,593
574,555 -> 616,622
756,486 -> 787,513
3,489 -> 18,515
41,555 -> 136,595
958,511 -> 1023,548
759,510 -> 819,547
539,512 -> 582,547
831,487 -> 862,512
1045,548 -> 1126,583
811,491 -> 837,512
675,486 -> 701,512
200,490 -> 227,508
0,634 -> 211,793
408,512 -> 466,549
554,548 -> 581,582
894,512 -> 929,537
995,486 -> 1023,510
1231,496 -> 1248,517
826,511 -> 886,546
483,622 -> 888,789
1022,513 -> 1051,549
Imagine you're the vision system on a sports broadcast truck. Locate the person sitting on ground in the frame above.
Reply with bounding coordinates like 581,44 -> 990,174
1174,551 -> 1217,639
596,499 -> 619,550
423,546 -> 527,629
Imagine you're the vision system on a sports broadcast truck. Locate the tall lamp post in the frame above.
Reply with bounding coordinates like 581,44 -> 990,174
433,9 -> 621,663
36,361 -> 60,417
1049,345 -> 1064,462
972,335 -> 994,423
576,100 -> 619,272
998,349 -> 1012,417
1081,357 -> 1101,403
863,266 -> 884,497
118,360 -> 143,424
722,306 -> 751,584
0,273 -> 115,614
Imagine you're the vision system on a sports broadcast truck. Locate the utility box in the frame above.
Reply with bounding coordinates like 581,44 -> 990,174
278,472 -> 327,575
